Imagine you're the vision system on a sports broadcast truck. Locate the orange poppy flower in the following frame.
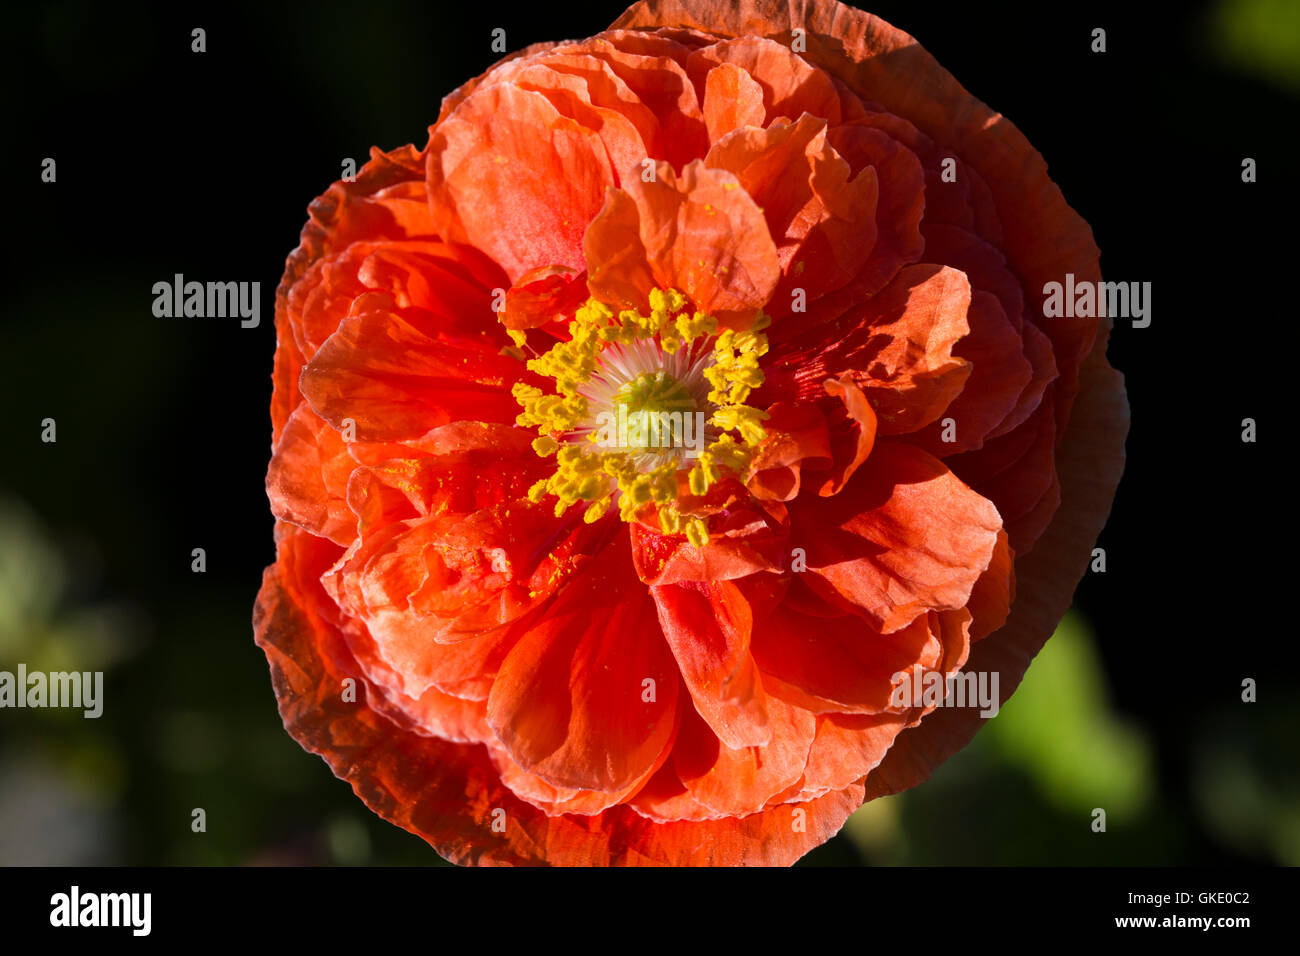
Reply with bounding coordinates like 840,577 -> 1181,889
257,0 -> 1128,865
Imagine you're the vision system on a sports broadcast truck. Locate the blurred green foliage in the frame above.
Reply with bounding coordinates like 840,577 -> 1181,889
1207,0 -> 1300,94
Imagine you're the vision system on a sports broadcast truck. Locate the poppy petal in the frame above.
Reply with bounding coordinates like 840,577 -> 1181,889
486,534 -> 681,793
300,293 -> 522,440
266,404 -> 359,546
669,690 -> 815,817
763,264 -> 972,436
429,83 -> 618,281
787,442 -> 1003,634
651,579 -> 772,748
590,160 -> 782,324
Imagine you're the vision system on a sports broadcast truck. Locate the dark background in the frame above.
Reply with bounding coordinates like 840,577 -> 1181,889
1,0 -> 1296,866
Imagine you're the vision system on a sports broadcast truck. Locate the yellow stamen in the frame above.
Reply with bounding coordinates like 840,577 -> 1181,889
514,287 -> 770,545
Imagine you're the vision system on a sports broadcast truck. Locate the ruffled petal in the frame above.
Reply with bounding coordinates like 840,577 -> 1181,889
300,292 -> 523,440
796,711 -> 907,794
705,114 -> 879,309
630,499 -> 787,585
702,61 -> 766,141
748,400 -> 832,501
273,145 -> 435,441
663,691 -> 815,817
817,375 -> 878,495
752,589 -> 941,714
652,579 -> 771,748
428,83 -> 618,281
762,264 -> 972,436
502,265 -> 590,332
488,738 -> 669,816
324,429 -> 581,682
266,404 -> 360,546
687,35 -> 843,125
948,396 -> 1058,556
586,160 -> 781,325
823,122 -> 926,298
486,533 -> 681,793
966,528 -> 1015,643
908,290 -> 1033,456
256,522 -> 862,864
584,34 -> 712,168
786,441 -> 1002,633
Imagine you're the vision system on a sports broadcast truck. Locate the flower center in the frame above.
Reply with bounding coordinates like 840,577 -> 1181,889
614,370 -> 701,451
618,371 -> 696,422
511,288 -> 770,546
